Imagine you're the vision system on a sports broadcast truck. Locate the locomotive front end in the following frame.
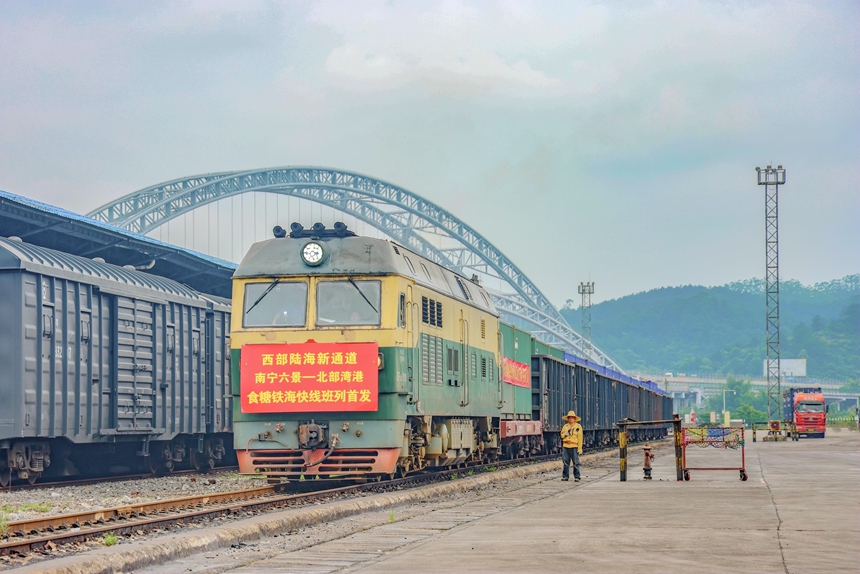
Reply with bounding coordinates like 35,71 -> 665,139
231,223 -> 408,480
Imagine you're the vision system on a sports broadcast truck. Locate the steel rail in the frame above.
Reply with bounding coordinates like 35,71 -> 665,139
0,484 -> 282,554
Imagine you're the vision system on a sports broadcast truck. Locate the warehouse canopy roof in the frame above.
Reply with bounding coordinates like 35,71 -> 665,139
0,189 -> 236,297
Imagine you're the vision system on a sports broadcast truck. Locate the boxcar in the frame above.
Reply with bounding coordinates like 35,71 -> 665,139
532,353 -> 672,450
0,236 -> 232,484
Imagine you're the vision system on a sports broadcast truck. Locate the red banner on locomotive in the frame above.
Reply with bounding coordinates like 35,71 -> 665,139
503,357 -> 530,388
240,342 -> 379,413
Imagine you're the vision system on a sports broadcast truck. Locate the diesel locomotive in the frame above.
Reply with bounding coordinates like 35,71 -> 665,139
230,223 -> 672,481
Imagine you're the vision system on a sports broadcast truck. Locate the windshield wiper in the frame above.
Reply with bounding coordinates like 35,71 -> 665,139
245,278 -> 281,315
348,277 -> 378,314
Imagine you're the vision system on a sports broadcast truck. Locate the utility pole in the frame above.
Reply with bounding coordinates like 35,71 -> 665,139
578,281 -> 594,360
756,165 -> 786,426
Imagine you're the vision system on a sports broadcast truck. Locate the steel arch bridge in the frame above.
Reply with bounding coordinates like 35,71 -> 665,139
87,166 -> 622,371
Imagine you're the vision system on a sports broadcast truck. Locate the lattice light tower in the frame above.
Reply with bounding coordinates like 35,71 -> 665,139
756,165 -> 786,424
578,282 -> 595,360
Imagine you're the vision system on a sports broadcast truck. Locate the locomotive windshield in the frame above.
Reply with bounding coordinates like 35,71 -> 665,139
797,401 -> 824,413
243,281 -> 308,327
316,280 -> 381,326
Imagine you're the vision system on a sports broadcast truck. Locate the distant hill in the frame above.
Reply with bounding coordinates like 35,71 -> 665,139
559,275 -> 859,380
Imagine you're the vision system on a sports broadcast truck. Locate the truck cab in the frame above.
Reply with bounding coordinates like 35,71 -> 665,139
784,387 -> 826,438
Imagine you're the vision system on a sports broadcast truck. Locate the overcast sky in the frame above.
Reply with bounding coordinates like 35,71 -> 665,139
1,0 -> 857,305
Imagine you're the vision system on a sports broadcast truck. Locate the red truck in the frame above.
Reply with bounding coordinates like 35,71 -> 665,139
783,387 -> 827,438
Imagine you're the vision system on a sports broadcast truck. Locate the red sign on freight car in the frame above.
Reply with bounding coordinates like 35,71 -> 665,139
503,357 -> 530,388
240,342 -> 379,413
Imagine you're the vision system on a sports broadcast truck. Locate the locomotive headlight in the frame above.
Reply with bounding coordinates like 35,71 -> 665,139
301,242 -> 326,266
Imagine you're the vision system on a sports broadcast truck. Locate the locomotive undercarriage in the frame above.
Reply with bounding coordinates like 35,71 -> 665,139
244,416 -> 546,482
397,416 -> 553,477
396,416 -> 498,475
242,418 -> 669,483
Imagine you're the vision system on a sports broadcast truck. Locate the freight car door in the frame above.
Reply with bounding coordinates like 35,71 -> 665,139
111,296 -> 156,432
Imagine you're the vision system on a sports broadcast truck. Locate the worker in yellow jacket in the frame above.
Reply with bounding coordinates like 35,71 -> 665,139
561,410 -> 583,482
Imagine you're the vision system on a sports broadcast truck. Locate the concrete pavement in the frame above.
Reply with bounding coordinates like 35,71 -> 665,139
239,431 -> 860,573
15,431 -> 859,574
349,460 -> 778,572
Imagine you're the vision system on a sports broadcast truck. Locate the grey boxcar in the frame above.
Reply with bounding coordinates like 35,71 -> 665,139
0,236 -> 232,484
531,354 -> 670,452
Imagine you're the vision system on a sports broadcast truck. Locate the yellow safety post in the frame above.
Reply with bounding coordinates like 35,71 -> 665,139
619,427 -> 628,482
673,414 -> 684,481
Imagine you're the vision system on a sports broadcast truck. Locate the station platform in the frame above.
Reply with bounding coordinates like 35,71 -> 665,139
227,432 -> 859,574
20,431 -> 859,574
341,432 -> 859,574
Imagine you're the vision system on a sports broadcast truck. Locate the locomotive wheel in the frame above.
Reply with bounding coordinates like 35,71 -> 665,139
391,462 -> 409,479
0,466 -> 11,487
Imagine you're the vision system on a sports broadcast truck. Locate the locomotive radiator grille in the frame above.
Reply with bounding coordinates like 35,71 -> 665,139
238,447 -> 400,478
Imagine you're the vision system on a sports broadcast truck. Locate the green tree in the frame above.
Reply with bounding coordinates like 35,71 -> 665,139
736,404 -> 767,424
559,275 -> 858,380
839,380 -> 860,393
705,375 -> 768,417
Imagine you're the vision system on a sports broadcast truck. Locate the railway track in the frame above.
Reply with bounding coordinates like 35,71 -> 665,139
0,438 -> 659,557
0,454 -> 559,556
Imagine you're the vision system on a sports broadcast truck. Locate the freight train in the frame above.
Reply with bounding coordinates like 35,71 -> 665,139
0,236 -> 233,485
230,223 -> 672,481
0,223 -> 670,486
